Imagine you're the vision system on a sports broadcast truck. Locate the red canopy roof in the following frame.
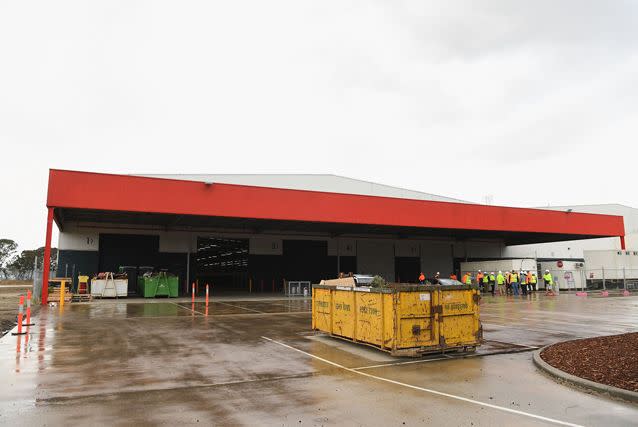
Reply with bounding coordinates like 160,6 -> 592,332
47,169 -> 624,241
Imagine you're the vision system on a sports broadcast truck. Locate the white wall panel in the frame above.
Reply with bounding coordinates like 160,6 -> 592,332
327,239 -> 357,256
395,240 -> 420,257
249,237 -> 283,255
58,228 -> 99,251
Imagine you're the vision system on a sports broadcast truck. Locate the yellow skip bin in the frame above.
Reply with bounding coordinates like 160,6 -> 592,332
312,284 -> 482,357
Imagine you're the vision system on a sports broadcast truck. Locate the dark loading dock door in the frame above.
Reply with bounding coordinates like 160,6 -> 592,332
395,257 -> 421,283
99,234 -> 160,295
283,240 -> 333,284
196,237 -> 249,292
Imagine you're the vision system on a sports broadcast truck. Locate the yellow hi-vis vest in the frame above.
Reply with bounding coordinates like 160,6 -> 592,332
464,275 -> 472,285
530,275 -> 537,284
496,274 -> 504,285
543,273 -> 553,285
482,275 -> 489,283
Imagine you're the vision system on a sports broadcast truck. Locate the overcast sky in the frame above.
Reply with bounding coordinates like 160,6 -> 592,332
1,1 -> 637,250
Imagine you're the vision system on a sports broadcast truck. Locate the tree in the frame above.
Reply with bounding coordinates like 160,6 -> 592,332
7,247 -> 58,280
0,239 -> 18,279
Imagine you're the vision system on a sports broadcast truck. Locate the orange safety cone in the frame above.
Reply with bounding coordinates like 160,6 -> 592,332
23,290 -> 34,326
11,295 -> 27,336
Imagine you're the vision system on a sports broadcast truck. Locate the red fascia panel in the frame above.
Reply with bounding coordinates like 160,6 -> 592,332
46,169 -> 625,237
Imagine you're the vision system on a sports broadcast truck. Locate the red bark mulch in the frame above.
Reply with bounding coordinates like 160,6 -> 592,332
540,332 -> 638,392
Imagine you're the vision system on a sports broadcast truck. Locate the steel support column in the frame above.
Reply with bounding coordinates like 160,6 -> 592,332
620,235 -> 626,250
41,208 -> 54,305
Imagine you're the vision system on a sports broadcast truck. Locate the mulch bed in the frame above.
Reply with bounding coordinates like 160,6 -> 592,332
541,333 -> 638,392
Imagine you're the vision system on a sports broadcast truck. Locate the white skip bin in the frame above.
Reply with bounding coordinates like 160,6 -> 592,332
91,275 -> 128,298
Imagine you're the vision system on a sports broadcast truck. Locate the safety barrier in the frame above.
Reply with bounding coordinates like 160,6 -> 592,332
23,290 -> 34,326
285,281 -> 311,297
11,295 -> 27,336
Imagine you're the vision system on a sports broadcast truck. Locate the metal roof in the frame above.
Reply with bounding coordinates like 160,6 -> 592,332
136,174 -> 469,204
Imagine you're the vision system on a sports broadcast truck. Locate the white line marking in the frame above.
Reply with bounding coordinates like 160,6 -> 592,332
351,345 -> 540,371
261,336 -> 583,427
170,302 -> 206,316
352,357 -> 449,370
215,301 -> 264,313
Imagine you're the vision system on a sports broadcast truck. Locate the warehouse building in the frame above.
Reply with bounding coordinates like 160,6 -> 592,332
41,169 -> 625,302
503,204 -> 638,260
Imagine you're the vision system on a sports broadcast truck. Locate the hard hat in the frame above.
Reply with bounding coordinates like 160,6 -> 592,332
545,269 -> 550,272
498,270 -> 502,274
491,272 -> 495,275
436,271 -> 440,275
478,270 -> 481,272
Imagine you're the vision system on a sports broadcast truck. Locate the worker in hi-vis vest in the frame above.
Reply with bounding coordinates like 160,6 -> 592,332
520,271 -> 528,296
510,270 -> 520,296
476,270 -> 484,288
418,272 -> 425,284
462,272 -> 472,285
482,273 -> 489,293
496,271 -> 505,296
529,272 -> 537,292
543,270 -> 554,295
489,272 -> 496,296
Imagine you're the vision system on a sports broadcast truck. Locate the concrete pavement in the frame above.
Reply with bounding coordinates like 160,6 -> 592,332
0,293 -> 636,426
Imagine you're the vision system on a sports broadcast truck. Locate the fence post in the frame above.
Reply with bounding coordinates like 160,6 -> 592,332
24,290 -> 34,326
602,267 -> 606,290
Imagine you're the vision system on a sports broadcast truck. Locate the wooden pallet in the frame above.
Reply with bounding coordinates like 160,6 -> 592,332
48,288 -> 73,302
72,294 -> 92,302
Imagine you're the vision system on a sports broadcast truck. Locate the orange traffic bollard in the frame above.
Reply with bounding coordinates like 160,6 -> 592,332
23,290 -> 34,326
205,284 -> 209,307
11,295 -> 26,336
191,282 -> 195,303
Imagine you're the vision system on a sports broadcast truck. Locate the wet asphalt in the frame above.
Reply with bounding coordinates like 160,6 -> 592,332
0,293 -> 636,426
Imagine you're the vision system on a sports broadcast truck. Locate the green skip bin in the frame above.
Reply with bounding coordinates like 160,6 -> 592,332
139,273 -> 179,298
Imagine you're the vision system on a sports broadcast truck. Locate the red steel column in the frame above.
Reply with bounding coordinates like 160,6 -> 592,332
41,208 -> 54,305
620,236 -> 626,250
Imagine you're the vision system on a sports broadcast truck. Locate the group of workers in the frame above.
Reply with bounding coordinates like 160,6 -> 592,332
418,270 -> 556,296
461,269 -> 555,296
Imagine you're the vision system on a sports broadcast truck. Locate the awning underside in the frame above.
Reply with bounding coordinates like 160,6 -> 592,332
55,208 -> 616,246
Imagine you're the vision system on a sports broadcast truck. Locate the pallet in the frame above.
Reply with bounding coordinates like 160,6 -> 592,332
72,294 -> 92,302
49,289 -> 73,302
